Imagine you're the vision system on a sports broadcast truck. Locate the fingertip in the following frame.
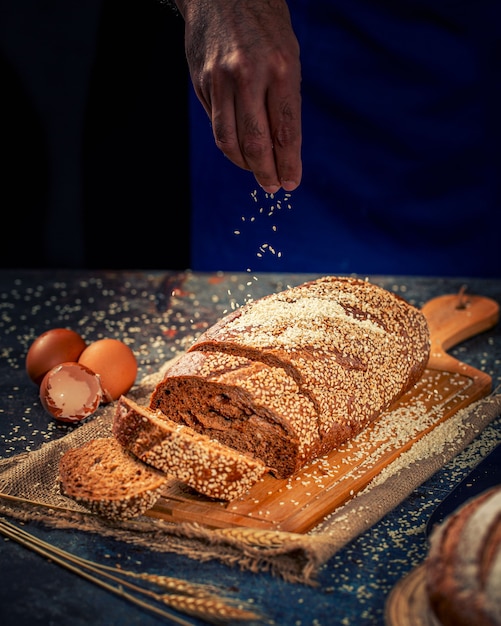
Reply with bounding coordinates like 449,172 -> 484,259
258,180 -> 300,194
281,179 -> 300,192
260,183 -> 281,195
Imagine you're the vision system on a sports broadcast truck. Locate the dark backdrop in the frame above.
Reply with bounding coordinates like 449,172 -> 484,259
1,0 -> 190,270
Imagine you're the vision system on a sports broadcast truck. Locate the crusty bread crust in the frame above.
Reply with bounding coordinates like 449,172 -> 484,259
59,437 -> 167,519
113,396 -> 268,500
425,485 -> 501,626
150,276 -> 430,478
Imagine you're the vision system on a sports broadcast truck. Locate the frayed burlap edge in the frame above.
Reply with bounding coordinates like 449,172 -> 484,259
0,497 -> 330,585
1,382 -> 500,585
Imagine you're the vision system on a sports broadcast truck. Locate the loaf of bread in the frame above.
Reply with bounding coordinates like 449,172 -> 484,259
150,276 -> 430,478
58,276 -> 430,516
58,437 -> 168,519
425,485 -> 501,626
113,395 -> 268,500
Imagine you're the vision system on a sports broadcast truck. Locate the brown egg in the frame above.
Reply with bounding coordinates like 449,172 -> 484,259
78,338 -> 137,402
39,362 -> 103,423
26,328 -> 87,385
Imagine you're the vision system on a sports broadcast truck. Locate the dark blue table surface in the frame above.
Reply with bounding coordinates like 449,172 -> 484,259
1,270 -> 500,626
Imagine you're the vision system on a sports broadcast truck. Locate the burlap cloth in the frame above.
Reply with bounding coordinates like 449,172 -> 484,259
1,367 -> 500,585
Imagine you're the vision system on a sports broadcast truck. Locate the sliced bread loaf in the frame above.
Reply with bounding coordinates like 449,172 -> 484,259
149,276 -> 431,478
59,437 -> 167,519
113,395 -> 268,500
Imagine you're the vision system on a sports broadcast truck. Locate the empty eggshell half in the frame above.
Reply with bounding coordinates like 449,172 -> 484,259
40,362 -> 103,423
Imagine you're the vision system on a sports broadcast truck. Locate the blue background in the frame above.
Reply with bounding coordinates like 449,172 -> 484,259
190,0 -> 501,277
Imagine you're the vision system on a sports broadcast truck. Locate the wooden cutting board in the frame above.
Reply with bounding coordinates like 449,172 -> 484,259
146,291 -> 499,533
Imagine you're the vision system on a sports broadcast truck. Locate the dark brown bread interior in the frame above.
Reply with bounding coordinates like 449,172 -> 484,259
149,276 -> 431,478
113,395 -> 268,500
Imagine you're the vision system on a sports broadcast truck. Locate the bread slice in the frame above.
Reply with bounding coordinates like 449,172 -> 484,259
59,437 -> 167,519
113,396 -> 268,500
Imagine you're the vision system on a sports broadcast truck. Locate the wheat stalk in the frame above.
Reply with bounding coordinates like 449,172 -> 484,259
158,594 -> 259,623
0,517 -> 261,624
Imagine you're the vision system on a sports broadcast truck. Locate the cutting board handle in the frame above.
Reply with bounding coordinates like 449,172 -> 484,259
421,289 -> 499,372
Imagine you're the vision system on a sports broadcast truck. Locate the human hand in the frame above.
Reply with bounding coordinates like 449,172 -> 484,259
175,0 -> 302,193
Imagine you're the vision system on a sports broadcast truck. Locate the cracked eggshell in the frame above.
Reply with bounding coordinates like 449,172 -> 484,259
78,338 -> 138,402
26,328 -> 87,385
39,362 -> 103,423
